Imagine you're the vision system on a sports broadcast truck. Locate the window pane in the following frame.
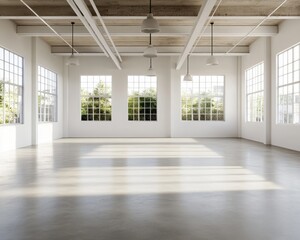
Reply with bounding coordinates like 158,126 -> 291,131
127,76 -> 157,122
181,76 -> 224,121
0,46 -> 23,125
38,66 -> 57,122
80,75 -> 112,121
277,43 -> 300,124
245,62 -> 264,122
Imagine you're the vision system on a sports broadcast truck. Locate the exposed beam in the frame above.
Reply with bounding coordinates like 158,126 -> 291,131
176,0 -> 217,70
67,0 -> 121,69
89,0 -> 122,62
66,0 -> 109,57
0,5 -> 299,17
1,16 -> 300,21
52,46 -> 249,56
17,25 -> 278,37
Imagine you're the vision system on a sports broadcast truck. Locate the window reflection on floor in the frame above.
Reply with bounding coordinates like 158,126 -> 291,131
1,166 -> 281,198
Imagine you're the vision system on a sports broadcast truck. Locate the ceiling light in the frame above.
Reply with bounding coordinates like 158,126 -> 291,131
66,22 -> 79,66
206,55 -> 219,66
206,22 -> 218,66
147,58 -> 156,76
143,33 -> 157,58
141,0 -> 160,33
183,54 -> 193,81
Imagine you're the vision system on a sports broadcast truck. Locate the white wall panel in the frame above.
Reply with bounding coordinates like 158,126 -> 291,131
66,56 -> 171,137
0,20 -> 32,152
271,20 -> 300,151
171,56 -> 238,137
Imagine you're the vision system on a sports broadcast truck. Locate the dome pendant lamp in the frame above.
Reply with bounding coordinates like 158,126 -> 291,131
183,54 -> 193,81
206,22 -> 219,66
143,33 -> 158,58
66,22 -> 79,66
141,0 -> 160,33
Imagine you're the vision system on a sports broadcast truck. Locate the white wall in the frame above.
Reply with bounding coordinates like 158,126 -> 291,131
66,55 -> 239,138
171,56 -> 238,137
36,38 -> 64,144
0,20 -> 65,152
271,20 -> 300,151
241,37 -> 271,144
0,20 -> 32,152
66,56 -> 171,137
2,18 -> 297,150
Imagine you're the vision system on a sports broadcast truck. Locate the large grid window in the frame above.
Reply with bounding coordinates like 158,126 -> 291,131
128,76 -> 157,121
277,43 -> 300,124
38,66 -> 57,122
80,76 -> 112,121
0,47 -> 23,125
245,62 -> 264,122
181,76 -> 224,121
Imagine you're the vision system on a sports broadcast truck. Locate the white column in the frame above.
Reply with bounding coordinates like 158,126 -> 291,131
237,56 -> 242,138
31,37 -> 38,145
63,59 -> 69,137
264,37 -> 272,145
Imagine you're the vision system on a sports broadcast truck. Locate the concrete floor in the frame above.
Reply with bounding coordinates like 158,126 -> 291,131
0,138 -> 300,240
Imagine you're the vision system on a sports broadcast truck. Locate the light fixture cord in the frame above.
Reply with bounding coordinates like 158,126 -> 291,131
149,0 -> 152,13
150,33 -> 152,45
71,22 -> 75,56
210,22 -> 214,56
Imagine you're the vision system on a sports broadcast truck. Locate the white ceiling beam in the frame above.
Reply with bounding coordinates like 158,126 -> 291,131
2,15 -> 300,20
67,0 -> 122,69
52,45 -> 249,56
17,25 -> 278,37
66,0 -> 109,57
176,0 -> 218,70
89,0 -> 122,62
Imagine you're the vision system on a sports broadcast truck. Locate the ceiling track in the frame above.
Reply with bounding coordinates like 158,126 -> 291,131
19,0 -> 78,54
226,0 -> 287,54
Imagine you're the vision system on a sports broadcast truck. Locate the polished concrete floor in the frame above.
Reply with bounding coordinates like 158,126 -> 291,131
0,138 -> 300,240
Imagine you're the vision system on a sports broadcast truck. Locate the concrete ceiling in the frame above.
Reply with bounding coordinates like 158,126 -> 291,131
0,0 -> 299,68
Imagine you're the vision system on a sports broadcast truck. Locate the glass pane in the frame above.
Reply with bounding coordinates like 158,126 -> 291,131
128,76 -> 157,121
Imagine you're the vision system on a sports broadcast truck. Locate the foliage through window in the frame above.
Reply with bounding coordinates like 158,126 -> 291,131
277,43 -> 300,124
38,66 -> 57,122
245,62 -> 264,122
181,76 -> 224,121
0,46 -> 23,125
81,76 -> 112,121
128,76 -> 157,121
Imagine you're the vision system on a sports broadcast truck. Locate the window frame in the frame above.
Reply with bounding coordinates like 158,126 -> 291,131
0,45 -> 24,125
245,61 -> 264,123
127,75 -> 157,122
80,75 -> 112,121
276,42 -> 300,125
37,66 -> 58,123
180,75 -> 225,121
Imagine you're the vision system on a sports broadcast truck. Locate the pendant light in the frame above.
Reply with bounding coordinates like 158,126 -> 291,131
141,0 -> 160,33
66,22 -> 79,66
183,54 -> 193,81
146,58 -> 156,76
206,22 -> 219,66
143,33 -> 157,58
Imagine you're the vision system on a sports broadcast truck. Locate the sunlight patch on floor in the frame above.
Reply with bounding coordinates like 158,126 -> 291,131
79,144 -> 223,158
1,166 -> 281,198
